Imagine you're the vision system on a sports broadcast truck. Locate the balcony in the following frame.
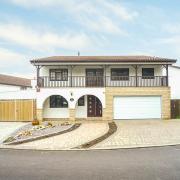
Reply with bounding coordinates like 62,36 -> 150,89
38,76 -> 168,88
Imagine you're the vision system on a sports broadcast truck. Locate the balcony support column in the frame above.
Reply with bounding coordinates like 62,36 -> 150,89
70,65 -> 75,87
132,65 -> 138,87
70,65 -> 73,87
36,65 -> 41,91
166,64 -> 169,86
135,65 -> 138,87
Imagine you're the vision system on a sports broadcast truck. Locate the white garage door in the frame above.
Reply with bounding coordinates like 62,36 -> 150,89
113,96 -> 161,119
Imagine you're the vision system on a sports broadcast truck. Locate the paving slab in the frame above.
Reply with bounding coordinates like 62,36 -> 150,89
93,120 -> 180,149
0,122 -> 27,143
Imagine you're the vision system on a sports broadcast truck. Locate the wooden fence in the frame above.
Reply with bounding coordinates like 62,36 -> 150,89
0,99 -> 36,122
171,100 -> 180,119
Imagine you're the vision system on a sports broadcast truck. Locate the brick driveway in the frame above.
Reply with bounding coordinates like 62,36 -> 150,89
1,120 -> 180,150
93,120 -> 180,149
1,122 -> 108,150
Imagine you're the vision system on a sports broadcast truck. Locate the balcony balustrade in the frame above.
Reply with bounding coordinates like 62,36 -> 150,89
38,76 -> 168,88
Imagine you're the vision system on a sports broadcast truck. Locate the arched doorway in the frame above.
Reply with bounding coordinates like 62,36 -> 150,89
87,95 -> 102,117
75,95 -> 102,118
43,95 -> 69,120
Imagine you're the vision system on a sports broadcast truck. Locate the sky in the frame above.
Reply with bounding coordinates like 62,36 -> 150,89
0,0 -> 180,78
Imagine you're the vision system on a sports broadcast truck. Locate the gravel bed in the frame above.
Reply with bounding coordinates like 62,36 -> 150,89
3,122 -> 74,145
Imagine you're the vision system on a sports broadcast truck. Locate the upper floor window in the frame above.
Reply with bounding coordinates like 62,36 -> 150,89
111,68 -> 129,80
142,68 -> 154,79
50,69 -> 68,81
50,95 -> 68,108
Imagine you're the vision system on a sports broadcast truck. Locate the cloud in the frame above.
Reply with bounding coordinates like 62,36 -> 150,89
74,1 -> 138,35
163,23 -> 180,34
159,36 -> 180,44
8,0 -> 138,35
102,1 -> 138,21
156,35 -> 180,59
0,47 -> 25,67
9,0 -> 60,7
0,23 -> 91,52
78,16 -> 127,35
0,47 -> 35,77
158,23 -> 180,48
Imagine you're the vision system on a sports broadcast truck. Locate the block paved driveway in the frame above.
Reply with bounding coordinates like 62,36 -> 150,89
2,122 -> 108,150
0,122 -> 27,143
1,120 -> 180,150
93,120 -> 180,149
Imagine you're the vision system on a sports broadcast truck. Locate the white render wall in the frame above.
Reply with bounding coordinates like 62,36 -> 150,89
37,88 -> 105,109
0,79 -> 35,99
39,89 -> 104,118
75,95 -> 87,118
40,65 -> 163,77
43,97 -> 69,118
0,84 -> 24,92
0,89 -> 36,100
168,66 -> 180,99
43,95 -> 89,119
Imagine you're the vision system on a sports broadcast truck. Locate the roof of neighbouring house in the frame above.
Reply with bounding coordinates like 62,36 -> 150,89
30,55 -> 177,64
0,74 -> 32,87
171,65 -> 180,69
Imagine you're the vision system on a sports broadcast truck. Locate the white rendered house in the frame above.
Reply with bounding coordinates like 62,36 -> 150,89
30,55 -> 176,121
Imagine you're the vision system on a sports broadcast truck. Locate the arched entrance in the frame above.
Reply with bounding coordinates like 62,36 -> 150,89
87,95 -> 102,117
75,95 -> 102,118
42,95 -> 69,120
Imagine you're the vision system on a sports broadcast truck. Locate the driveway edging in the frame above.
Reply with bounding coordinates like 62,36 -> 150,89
74,122 -> 117,149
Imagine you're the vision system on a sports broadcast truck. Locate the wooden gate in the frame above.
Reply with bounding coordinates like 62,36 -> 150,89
0,99 -> 36,122
171,100 -> 180,119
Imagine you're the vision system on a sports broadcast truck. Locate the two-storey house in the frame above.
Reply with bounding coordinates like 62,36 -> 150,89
30,56 -> 176,122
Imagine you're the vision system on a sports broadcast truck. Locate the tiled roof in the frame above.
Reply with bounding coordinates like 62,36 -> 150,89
31,55 -> 177,64
0,74 -> 31,87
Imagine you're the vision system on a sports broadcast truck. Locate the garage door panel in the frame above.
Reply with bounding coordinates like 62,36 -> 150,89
114,96 -> 161,119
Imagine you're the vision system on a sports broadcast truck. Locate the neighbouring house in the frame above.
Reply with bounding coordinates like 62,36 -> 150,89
168,65 -> 180,118
30,55 -> 176,121
0,74 -> 32,92
0,74 -> 36,122
168,65 -> 180,99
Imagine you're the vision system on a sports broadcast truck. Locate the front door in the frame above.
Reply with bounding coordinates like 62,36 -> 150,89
86,69 -> 104,87
87,95 -> 102,117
